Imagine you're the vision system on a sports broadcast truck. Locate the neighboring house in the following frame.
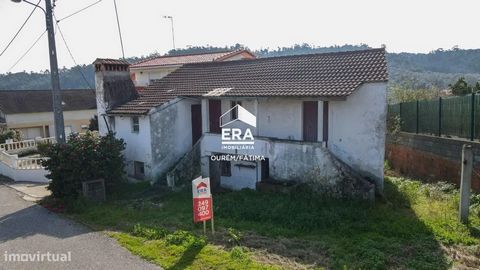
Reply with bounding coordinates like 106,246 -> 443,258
129,50 -> 256,87
94,48 -> 388,195
0,89 -> 97,139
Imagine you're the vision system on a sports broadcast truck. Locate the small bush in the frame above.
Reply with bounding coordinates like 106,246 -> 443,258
42,132 -> 126,199
227,227 -> 243,246
165,230 -> 206,247
132,224 -> 169,240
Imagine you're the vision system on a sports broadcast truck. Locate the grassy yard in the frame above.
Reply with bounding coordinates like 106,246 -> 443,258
62,177 -> 480,269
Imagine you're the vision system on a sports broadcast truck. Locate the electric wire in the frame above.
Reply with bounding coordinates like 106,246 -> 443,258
55,0 -> 103,23
0,0 -> 42,58
54,14 -> 94,90
113,0 -> 125,58
7,29 -> 47,72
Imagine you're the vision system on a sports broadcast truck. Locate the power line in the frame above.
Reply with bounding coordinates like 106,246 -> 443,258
8,30 -> 47,73
0,0 -> 42,58
113,0 -> 125,58
55,0 -> 103,23
54,16 -> 94,90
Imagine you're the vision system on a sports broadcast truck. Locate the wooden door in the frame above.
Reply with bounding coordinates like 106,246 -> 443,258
191,104 -> 202,145
303,101 -> 318,142
209,100 -> 221,133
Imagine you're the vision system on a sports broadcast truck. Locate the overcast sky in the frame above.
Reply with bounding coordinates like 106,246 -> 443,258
0,0 -> 478,73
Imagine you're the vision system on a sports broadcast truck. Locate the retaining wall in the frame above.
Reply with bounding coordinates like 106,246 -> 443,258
386,132 -> 480,191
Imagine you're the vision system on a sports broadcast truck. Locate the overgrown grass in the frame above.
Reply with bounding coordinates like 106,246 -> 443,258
68,177 -> 480,269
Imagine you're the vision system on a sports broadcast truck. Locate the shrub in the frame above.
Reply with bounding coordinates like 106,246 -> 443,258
42,132 -> 126,198
0,129 -> 21,144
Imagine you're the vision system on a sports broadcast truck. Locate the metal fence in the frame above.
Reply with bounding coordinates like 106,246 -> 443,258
389,93 -> 480,141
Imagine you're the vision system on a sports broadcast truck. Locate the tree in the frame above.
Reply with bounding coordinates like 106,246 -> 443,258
449,77 -> 472,95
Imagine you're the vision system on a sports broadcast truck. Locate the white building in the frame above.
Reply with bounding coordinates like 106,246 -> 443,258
0,89 -> 96,139
94,49 -> 388,197
129,50 -> 256,87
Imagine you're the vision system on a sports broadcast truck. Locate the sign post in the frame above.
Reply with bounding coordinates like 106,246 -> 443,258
192,176 -> 214,234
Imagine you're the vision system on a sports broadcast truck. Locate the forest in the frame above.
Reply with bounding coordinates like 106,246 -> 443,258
1,44 -> 480,92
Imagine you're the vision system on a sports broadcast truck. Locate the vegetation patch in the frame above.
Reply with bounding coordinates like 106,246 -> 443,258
67,177 -> 480,269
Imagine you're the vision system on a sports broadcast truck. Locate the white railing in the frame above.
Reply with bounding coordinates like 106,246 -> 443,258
0,150 -> 45,170
0,137 -> 56,153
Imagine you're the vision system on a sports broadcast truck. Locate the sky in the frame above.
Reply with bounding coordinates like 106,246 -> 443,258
0,0 -> 479,73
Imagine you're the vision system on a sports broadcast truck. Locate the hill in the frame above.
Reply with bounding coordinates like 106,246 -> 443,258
1,44 -> 480,90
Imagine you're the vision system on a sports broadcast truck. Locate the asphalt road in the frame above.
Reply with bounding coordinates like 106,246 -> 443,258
0,185 -> 161,270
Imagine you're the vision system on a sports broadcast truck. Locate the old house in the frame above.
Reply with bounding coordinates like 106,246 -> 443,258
94,48 -> 388,197
0,89 -> 96,139
129,49 -> 256,87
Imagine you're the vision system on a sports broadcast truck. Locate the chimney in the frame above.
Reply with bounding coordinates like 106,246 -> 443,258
93,58 -> 138,135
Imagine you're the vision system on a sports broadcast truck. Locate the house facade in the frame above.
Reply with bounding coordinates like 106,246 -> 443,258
0,89 -> 96,139
94,49 -> 388,196
129,50 -> 256,87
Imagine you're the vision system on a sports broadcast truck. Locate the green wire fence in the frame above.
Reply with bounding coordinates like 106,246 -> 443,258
388,93 -> 479,141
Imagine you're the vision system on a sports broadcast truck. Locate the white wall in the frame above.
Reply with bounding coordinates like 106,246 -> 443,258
112,115 -> 153,179
0,162 -> 49,183
131,66 -> 179,87
328,82 -> 387,192
210,98 -> 324,142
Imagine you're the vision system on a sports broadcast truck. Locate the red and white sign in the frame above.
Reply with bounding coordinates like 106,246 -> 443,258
192,177 -> 213,223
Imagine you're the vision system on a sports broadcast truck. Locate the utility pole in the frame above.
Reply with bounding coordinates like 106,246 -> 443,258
45,0 -> 66,143
163,15 -> 175,50
11,0 -> 65,143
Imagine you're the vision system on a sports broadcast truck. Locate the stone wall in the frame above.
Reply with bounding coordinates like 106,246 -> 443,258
386,132 -> 480,191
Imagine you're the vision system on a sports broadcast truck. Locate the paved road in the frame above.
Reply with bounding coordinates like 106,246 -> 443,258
0,185 -> 161,270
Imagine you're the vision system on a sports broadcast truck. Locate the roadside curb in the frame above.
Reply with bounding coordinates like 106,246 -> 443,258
0,181 -> 50,202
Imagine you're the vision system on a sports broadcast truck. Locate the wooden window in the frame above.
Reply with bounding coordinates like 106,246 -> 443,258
132,117 -> 140,133
303,101 -> 318,142
220,160 -> 231,177
209,100 -> 221,133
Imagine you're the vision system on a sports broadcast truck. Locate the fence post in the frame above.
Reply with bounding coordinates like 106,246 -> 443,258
416,100 -> 419,134
459,144 -> 472,224
438,97 -> 442,137
471,93 -> 475,141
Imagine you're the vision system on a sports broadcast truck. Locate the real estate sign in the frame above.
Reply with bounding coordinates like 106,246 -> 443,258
192,176 -> 213,223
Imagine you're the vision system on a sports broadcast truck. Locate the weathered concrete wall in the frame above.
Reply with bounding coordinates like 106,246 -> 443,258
386,132 -> 480,191
200,134 -> 375,199
166,140 -> 201,187
150,98 -> 201,182
328,82 -> 387,192
113,115 -> 152,179
94,67 -> 137,135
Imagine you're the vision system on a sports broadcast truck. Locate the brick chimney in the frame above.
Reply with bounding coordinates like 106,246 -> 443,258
93,58 -> 138,135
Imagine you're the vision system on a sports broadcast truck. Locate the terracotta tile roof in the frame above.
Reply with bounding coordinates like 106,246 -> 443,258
109,48 -> 388,115
129,49 -> 255,69
0,89 -> 96,114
